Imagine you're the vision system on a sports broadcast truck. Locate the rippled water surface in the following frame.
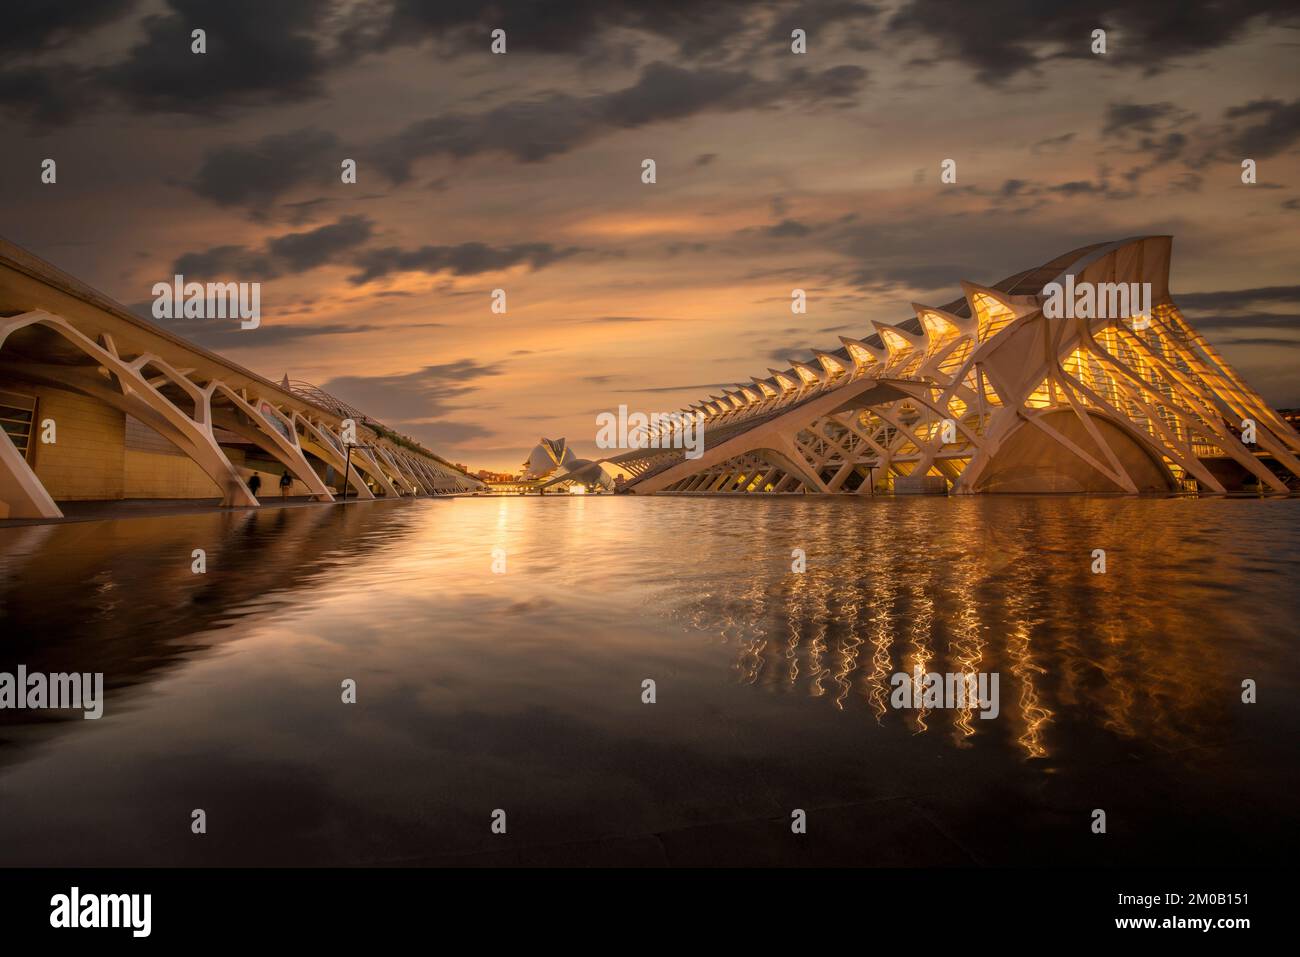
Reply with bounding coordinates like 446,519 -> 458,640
1,496 -> 1296,865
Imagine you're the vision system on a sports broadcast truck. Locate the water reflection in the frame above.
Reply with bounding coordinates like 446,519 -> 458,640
663,497 -> 1293,760
0,495 -> 1296,866
0,502 -> 426,736
3,496 -> 1294,767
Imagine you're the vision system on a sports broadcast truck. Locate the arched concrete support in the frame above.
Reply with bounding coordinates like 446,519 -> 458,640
1115,324 -> 1300,488
295,417 -> 395,497
0,426 -> 61,518
374,445 -> 420,494
394,453 -> 428,494
408,454 -> 473,494
350,446 -> 399,497
419,458 -> 449,489
962,406 -> 1177,493
210,384 -> 333,502
367,446 -> 404,493
294,417 -> 374,500
950,406 -> 1022,493
630,375 -> 902,493
771,434 -> 831,492
402,453 -> 435,492
0,311 -> 257,508
1078,322 -> 1290,492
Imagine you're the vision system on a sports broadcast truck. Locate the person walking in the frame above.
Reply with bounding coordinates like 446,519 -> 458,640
247,472 -> 262,497
279,470 -> 292,499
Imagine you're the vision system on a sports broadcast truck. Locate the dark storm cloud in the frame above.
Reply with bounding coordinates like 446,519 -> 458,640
1191,313 -> 1300,330
824,214 -> 1121,300
845,262 -> 966,292
1031,132 -> 1076,153
153,317 -> 387,350
1223,99 -> 1300,158
320,359 -> 504,426
105,0 -> 333,114
267,215 -> 375,273
762,219 -> 814,238
192,58 -> 864,202
944,166 -> 1145,203
665,241 -> 710,256
1175,286 -> 1300,335
1050,180 -> 1107,196
1146,132 -> 1188,164
1174,285 -> 1300,312
579,316 -> 674,324
1102,102 -> 1192,137
766,347 -> 814,364
1214,336 -> 1300,348
0,0 -> 136,55
339,0 -> 888,70
349,242 -> 579,284
172,215 -> 374,280
191,128 -> 341,212
374,95 -> 592,175
3,0 -> 874,130
374,60 -> 867,180
371,0 -> 765,60
0,65 -> 96,128
1094,103 -> 1198,184
1111,131 -> 1191,187
764,2 -> 880,43
615,382 -> 737,394
1172,285 -> 1300,333
0,4 -> 122,123
404,420 -> 497,446
887,0 -> 1300,83
172,245 -> 275,280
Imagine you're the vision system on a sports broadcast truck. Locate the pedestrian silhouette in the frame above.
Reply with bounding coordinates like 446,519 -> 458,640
248,473 -> 262,496
280,470 -> 292,498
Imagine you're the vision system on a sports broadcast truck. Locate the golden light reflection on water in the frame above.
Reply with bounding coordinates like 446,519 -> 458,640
948,540 -> 984,746
831,586 -> 862,711
1,495 -> 1292,776
905,571 -> 935,735
663,497 -> 1274,761
992,529 -> 1052,759
0,496 -> 1295,868
865,534 -> 896,721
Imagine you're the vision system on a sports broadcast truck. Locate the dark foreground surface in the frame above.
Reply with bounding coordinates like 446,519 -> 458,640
0,495 -> 1296,866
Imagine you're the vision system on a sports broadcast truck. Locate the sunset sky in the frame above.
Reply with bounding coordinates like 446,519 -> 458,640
3,1 -> 1298,472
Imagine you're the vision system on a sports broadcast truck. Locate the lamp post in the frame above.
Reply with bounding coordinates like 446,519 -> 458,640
341,443 -> 372,503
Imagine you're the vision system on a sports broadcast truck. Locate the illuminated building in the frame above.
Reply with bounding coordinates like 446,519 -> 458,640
601,237 -> 1300,494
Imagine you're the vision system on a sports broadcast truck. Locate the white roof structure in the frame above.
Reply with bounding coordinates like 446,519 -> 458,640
521,437 -> 581,480
602,237 -> 1300,495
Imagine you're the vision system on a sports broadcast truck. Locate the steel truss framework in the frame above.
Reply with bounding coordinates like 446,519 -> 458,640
615,237 -> 1300,495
